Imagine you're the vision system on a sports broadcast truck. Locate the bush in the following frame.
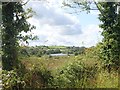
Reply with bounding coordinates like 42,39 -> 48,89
2,70 -> 26,90
23,64 -> 53,88
50,60 -> 97,88
2,61 -> 53,89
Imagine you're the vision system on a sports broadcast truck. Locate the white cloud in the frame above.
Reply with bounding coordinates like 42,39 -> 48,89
28,24 -> 103,47
80,24 -> 103,47
24,1 -> 103,47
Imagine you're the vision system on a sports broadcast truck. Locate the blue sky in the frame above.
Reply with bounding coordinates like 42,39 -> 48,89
77,12 -> 101,27
23,0 -> 103,47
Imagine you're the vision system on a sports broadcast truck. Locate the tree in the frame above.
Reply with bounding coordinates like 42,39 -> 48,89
98,2 -> 120,67
63,1 -> 120,67
2,2 -> 35,70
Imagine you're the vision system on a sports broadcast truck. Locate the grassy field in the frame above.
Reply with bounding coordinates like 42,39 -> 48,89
20,52 -> 119,88
48,45 -> 66,49
20,55 -> 75,72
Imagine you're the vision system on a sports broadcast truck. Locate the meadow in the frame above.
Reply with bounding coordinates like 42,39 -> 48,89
18,46 -> 119,89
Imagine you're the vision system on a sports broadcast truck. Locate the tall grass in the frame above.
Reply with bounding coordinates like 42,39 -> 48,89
96,69 -> 118,88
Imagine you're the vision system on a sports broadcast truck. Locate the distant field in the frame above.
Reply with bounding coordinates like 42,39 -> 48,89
48,46 -> 66,49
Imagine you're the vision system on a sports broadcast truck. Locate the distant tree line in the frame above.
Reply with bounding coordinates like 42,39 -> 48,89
19,46 -> 86,57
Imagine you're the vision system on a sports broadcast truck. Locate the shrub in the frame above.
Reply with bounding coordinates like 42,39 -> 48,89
2,61 -> 53,89
23,64 -> 53,88
50,60 -> 98,88
2,70 -> 26,90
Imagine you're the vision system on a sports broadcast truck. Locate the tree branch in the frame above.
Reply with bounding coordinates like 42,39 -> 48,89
93,0 -> 105,17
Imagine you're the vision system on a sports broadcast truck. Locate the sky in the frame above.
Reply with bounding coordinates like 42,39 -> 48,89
23,0 -> 103,47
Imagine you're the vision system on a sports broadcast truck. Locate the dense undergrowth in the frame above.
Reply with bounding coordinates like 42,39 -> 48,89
2,46 -> 119,89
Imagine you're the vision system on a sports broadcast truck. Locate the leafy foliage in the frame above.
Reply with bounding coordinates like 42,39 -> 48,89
2,61 -> 53,89
2,2 -> 35,70
49,60 -> 98,88
98,2 -> 120,67
2,70 -> 26,89
22,64 -> 53,88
